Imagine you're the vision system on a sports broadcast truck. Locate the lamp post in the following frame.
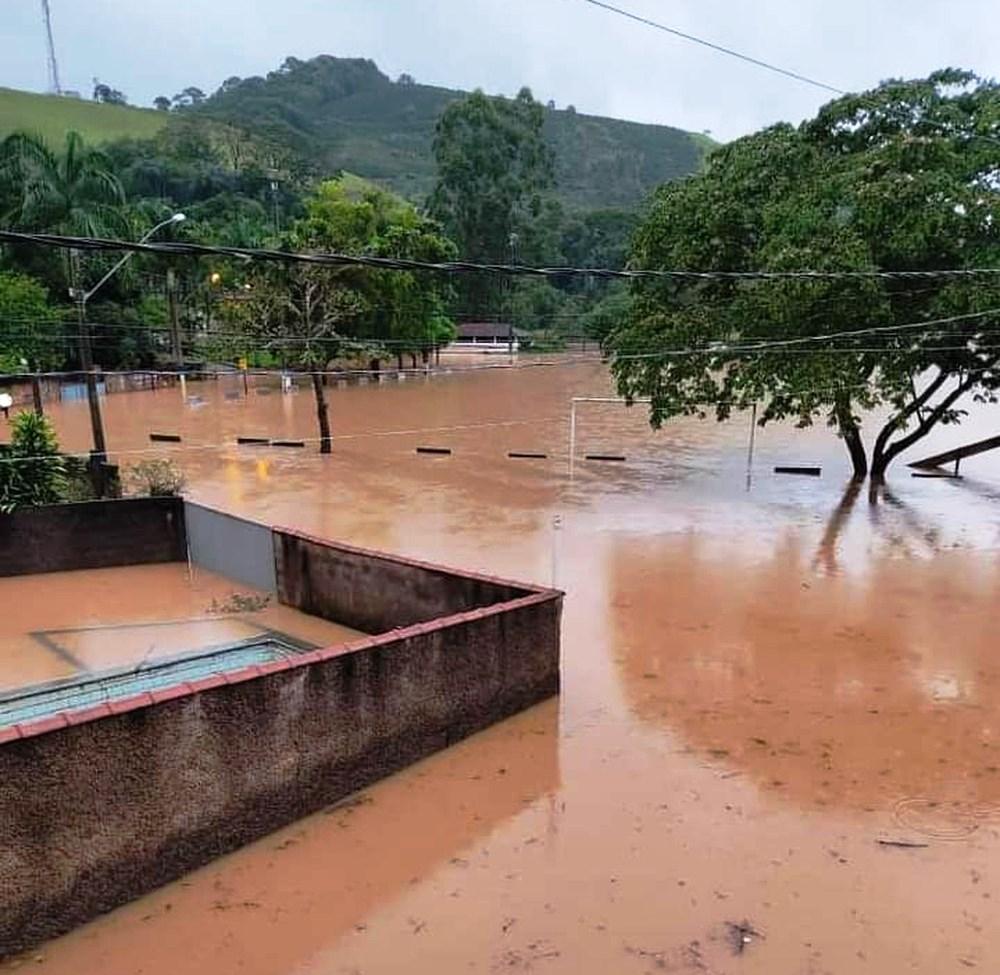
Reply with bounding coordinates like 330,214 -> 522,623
71,213 -> 184,488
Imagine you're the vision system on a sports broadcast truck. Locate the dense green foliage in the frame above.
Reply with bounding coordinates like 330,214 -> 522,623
0,411 -> 67,512
193,56 -> 708,208
224,175 -> 456,365
430,87 -> 553,315
431,88 -> 553,264
609,70 -> 1000,482
1,131 -> 125,237
0,271 -> 63,371
0,50 -> 688,387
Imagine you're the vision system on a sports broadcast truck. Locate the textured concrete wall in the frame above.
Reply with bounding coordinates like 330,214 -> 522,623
274,529 -> 533,633
0,498 -> 186,577
0,586 -> 561,956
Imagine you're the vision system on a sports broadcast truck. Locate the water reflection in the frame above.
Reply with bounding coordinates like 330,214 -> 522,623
610,521 -> 1000,812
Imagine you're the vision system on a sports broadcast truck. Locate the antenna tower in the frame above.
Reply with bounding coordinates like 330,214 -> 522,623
41,0 -> 63,95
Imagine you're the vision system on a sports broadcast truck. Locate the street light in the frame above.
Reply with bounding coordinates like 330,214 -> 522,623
73,212 -> 185,489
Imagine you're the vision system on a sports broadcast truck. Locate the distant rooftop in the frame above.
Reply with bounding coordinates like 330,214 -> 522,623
456,322 -> 517,339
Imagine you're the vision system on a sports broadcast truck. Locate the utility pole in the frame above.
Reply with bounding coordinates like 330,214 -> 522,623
268,169 -> 281,235
72,255 -> 108,492
166,267 -> 182,365
72,213 -> 185,494
31,370 -> 44,416
76,292 -> 107,456
507,231 -> 519,356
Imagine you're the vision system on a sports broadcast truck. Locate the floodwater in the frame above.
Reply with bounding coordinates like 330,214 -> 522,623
0,563 -> 363,694
4,358 -> 1000,973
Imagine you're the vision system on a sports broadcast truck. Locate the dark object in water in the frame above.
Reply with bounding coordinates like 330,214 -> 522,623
149,433 -> 181,443
508,451 -> 548,459
585,454 -> 626,462
416,447 -> 452,455
271,440 -> 305,448
236,437 -> 271,446
774,466 -> 821,476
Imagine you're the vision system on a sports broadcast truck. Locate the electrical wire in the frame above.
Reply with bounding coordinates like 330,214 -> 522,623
575,0 -> 1000,148
4,230 -> 1000,282
577,0 -> 844,95
610,307 -> 1000,359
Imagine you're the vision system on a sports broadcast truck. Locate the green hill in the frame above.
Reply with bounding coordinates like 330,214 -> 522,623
197,56 -> 710,208
0,87 -> 166,147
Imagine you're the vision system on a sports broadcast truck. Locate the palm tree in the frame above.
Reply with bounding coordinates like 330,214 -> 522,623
0,130 -> 126,237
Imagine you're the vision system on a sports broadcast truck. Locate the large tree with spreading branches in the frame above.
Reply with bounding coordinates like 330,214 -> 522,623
609,70 -> 1000,483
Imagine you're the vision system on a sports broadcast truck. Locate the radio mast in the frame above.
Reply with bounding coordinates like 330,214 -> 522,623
41,0 -> 63,95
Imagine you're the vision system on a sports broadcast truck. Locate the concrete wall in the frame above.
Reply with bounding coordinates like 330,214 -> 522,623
0,589 -> 561,956
0,498 -> 186,578
274,529 -> 532,633
185,501 -> 277,593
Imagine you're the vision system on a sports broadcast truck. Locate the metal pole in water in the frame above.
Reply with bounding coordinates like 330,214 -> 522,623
551,513 -> 562,587
745,401 -> 758,490
569,400 -> 577,481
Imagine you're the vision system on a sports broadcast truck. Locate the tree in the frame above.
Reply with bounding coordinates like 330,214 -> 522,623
93,82 -> 127,105
0,131 -> 127,301
236,261 -> 366,454
397,73 -> 416,86
0,130 -> 125,237
153,96 -> 172,112
231,176 -> 457,451
559,208 -> 638,276
581,281 -> 632,345
608,70 -> 1000,485
430,87 -> 554,313
0,412 -> 67,512
0,271 -> 64,372
173,87 -> 207,109
296,176 -> 457,362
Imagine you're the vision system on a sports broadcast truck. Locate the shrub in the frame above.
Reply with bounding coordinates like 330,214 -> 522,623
0,411 -> 67,512
126,458 -> 186,497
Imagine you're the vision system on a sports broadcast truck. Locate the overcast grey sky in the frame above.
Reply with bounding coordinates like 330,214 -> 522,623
4,0 -> 999,140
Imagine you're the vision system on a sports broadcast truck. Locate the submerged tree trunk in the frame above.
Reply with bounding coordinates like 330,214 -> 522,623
834,394 -> 868,482
868,368 -> 980,485
311,371 -> 331,454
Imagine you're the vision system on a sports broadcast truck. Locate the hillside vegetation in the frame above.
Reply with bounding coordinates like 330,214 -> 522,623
197,56 -> 709,208
0,87 -> 165,147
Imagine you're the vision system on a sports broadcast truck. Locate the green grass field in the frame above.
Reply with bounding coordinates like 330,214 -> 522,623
0,87 -> 166,146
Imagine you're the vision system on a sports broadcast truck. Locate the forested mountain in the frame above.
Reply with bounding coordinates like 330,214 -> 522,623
195,56 -> 710,208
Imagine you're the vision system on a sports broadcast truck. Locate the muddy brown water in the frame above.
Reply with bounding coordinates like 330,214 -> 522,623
3,359 -> 1000,973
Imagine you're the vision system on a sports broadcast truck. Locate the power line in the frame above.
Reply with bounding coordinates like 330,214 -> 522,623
4,230 -> 1000,283
577,0 -> 1000,149
577,0 -> 844,95
612,307 -> 1000,360
4,308 -> 999,379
